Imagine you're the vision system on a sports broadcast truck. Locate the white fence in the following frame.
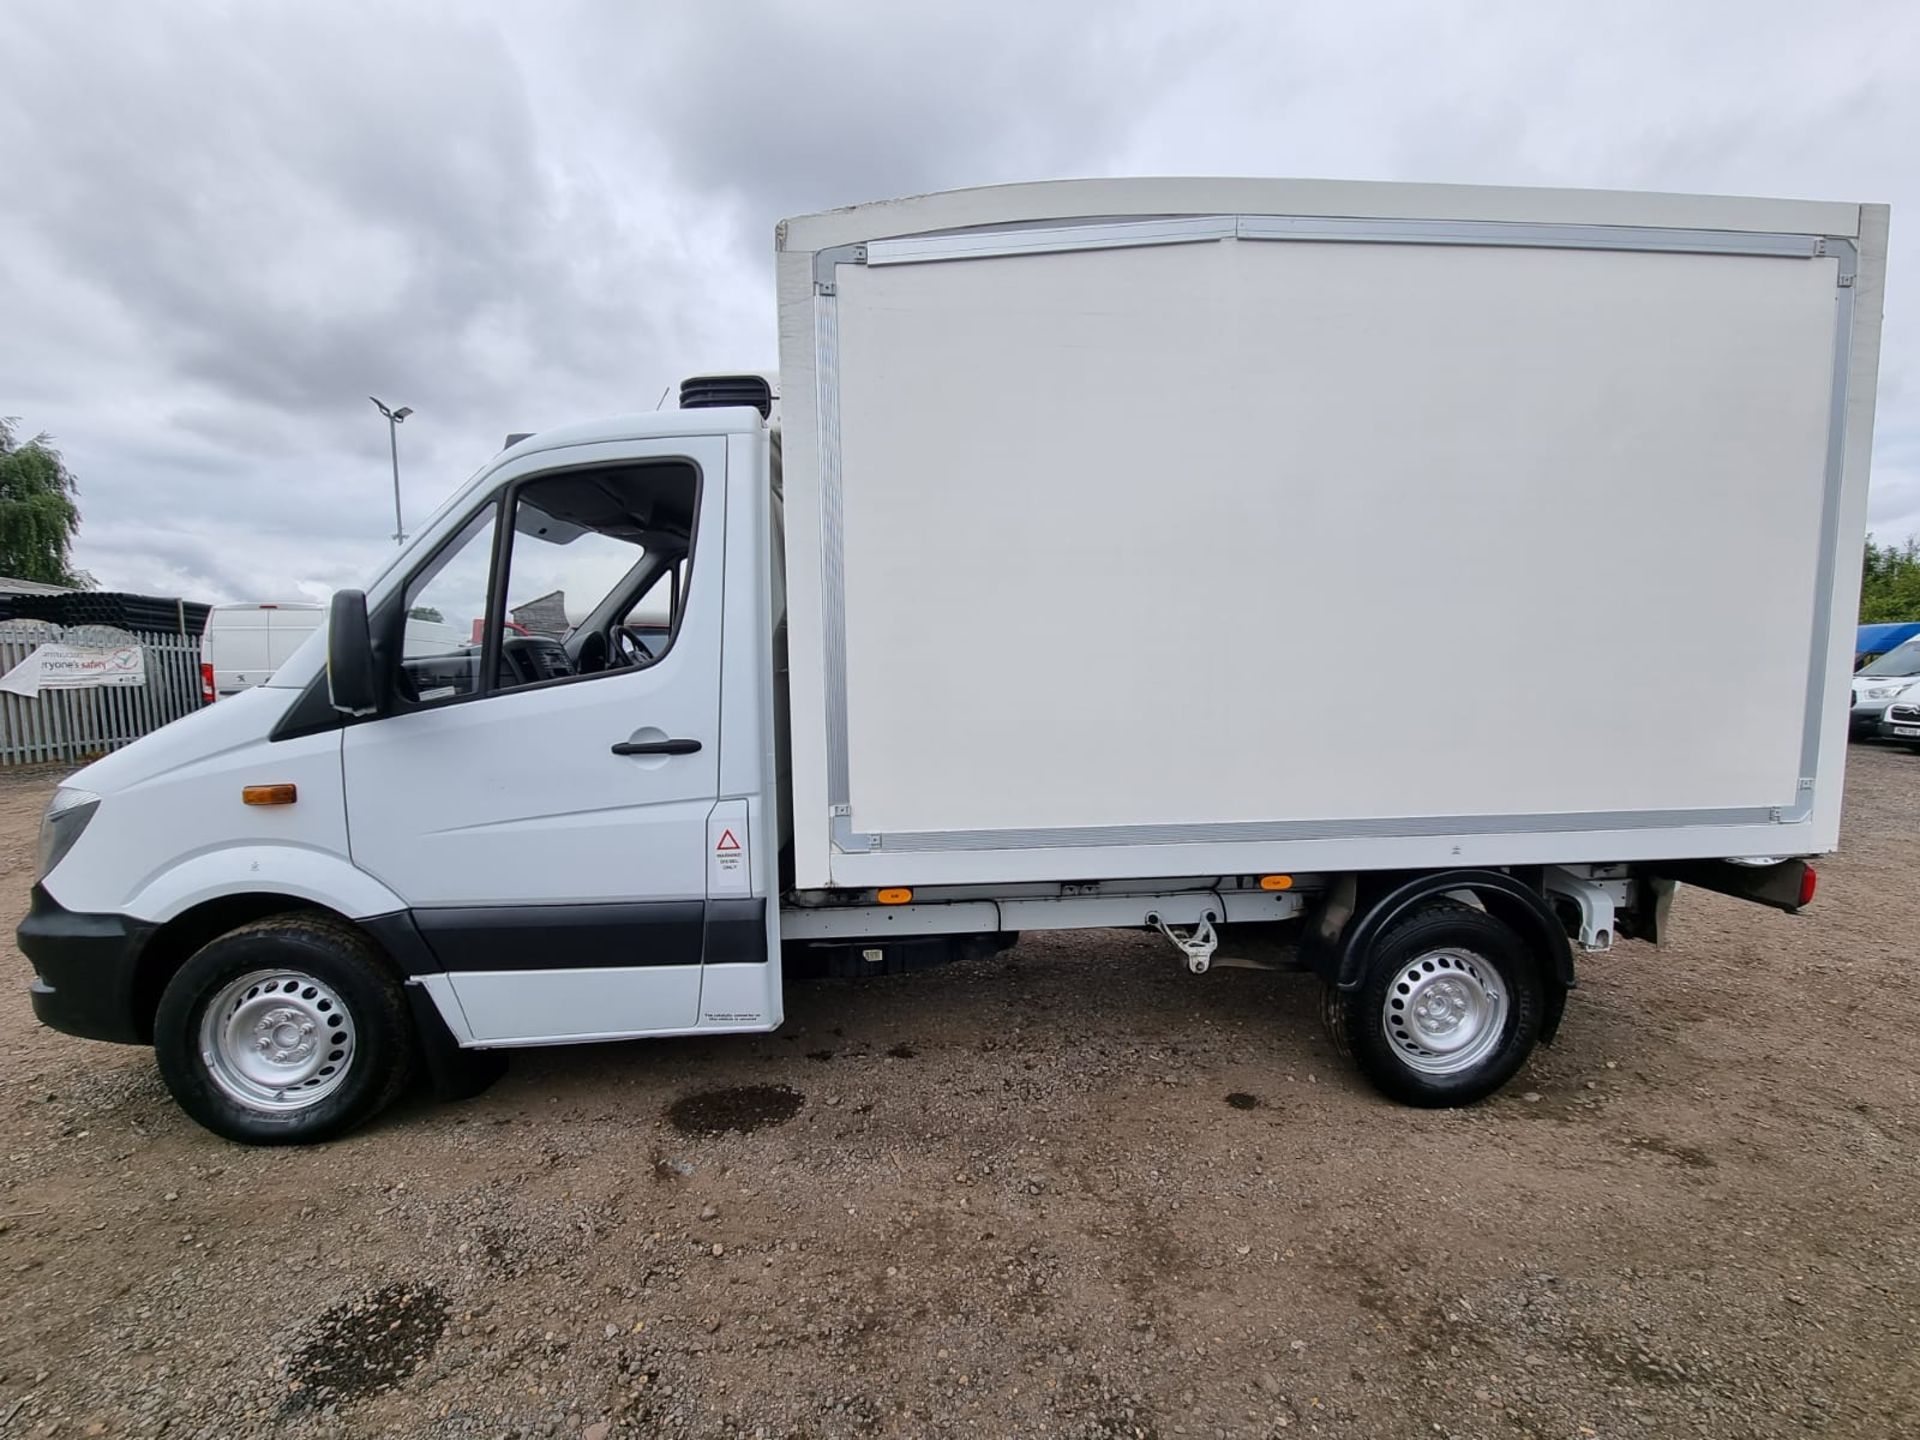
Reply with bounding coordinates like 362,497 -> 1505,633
0,622 -> 204,767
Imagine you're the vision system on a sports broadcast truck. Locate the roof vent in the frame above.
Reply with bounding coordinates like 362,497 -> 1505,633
679,373 -> 774,418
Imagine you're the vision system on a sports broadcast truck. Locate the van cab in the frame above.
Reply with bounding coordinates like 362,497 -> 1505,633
1851,638 -> 1920,735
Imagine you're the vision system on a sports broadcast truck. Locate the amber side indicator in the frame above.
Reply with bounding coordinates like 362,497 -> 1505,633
1258,874 -> 1294,891
876,887 -> 913,905
242,784 -> 298,806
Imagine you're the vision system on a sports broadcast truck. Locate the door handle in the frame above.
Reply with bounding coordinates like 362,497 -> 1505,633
610,737 -> 702,756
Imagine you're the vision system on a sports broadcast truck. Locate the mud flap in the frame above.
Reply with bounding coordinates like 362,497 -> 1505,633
1646,860 -> 1812,915
1617,875 -> 1677,944
405,984 -> 507,1102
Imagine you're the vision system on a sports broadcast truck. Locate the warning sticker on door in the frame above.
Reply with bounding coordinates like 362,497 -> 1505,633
707,807 -> 750,898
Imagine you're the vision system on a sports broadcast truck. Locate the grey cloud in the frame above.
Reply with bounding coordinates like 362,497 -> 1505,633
80,512 -> 376,606
4,2 -> 712,445
563,0 -> 1173,246
7,9 -> 534,420
1,0 -> 1915,601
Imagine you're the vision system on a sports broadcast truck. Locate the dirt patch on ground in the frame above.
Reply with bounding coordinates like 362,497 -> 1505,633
283,1282 -> 450,1412
1,748 -> 1918,1437
666,1084 -> 806,1137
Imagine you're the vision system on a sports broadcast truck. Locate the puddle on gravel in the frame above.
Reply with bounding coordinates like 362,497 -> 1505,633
667,1083 -> 804,1136
283,1282 -> 447,1411
1224,1092 -> 1261,1110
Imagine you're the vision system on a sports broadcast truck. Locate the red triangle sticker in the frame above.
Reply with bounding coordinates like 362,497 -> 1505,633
715,828 -> 741,852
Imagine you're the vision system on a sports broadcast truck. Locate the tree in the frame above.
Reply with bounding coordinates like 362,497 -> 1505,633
408,605 -> 444,623
0,419 -> 90,587
1860,534 -> 1920,623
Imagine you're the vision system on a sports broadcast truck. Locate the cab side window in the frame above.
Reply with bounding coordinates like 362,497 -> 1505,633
622,558 -> 688,663
396,460 -> 700,705
398,506 -> 498,703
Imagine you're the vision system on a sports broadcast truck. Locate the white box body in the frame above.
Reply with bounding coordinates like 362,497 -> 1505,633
775,179 -> 1887,890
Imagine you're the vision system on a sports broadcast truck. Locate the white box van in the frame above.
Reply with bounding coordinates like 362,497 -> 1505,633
19,179 -> 1887,1144
199,603 -> 325,702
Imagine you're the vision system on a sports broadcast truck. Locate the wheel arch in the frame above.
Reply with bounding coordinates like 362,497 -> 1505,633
120,844 -> 408,930
130,894 -> 391,1045
1325,869 -> 1574,1041
133,896 -> 492,1109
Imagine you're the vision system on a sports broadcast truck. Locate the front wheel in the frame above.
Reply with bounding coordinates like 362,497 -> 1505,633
154,914 -> 414,1145
1325,901 -> 1545,1107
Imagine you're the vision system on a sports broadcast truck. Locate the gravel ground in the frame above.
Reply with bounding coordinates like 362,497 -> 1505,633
1,748 -> 1917,1439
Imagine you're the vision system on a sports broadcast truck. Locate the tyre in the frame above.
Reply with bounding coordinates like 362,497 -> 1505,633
1325,901 -> 1544,1107
154,913 -> 413,1145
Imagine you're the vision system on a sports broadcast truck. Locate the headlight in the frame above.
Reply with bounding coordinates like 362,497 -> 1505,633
37,787 -> 101,880
1864,684 -> 1906,700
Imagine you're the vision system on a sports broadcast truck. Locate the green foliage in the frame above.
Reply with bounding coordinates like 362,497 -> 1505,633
0,419 -> 90,588
408,605 -> 444,623
1861,535 -> 1920,624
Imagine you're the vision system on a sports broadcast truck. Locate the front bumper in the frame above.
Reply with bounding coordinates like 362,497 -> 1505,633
1851,704 -> 1899,735
1879,715 -> 1920,742
17,884 -> 154,1044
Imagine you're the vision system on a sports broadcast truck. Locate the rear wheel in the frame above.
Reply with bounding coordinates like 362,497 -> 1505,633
154,914 -> 413,1145
1326,901 -> 1544,1107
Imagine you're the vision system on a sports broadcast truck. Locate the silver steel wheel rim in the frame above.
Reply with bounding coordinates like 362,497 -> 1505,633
1382,947 -> 1509,1076
199,969 -> 357,1112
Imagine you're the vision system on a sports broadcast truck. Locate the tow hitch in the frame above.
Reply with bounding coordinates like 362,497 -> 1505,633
1148,912 -> 1220,974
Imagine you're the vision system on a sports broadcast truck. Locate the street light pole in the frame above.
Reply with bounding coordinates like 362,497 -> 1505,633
368,396 -> 414,546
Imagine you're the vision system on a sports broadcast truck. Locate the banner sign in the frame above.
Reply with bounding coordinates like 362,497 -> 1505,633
0,643 -> 147,699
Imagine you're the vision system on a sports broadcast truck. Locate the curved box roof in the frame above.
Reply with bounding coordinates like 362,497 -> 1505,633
779,176 -> 1860,254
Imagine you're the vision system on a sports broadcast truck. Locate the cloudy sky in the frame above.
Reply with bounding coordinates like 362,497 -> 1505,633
2,0 -> 1915,602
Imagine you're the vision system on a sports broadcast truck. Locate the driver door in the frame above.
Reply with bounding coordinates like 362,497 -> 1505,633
341,436 -> 726,1039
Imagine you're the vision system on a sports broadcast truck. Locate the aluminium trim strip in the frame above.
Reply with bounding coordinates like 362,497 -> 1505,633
1786,238 -> 1860,824
845,805 -> 1783,855
813,242 -> 867,291
866,215 -> 1238,266
860,214 -> 1830,269
811,218 -> 1855,858
813,256 -> 854,811
1235,214 -> 1826,260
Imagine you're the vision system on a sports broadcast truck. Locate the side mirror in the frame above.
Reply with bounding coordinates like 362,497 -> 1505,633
326,589 -> 379,715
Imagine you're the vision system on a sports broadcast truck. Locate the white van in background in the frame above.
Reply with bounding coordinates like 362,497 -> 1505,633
198,603 -> 325,702
1850,637 -> 1920,736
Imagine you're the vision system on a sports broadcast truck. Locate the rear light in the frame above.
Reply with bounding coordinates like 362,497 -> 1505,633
1798,864 -> 1817,908
200,662 -> 216,705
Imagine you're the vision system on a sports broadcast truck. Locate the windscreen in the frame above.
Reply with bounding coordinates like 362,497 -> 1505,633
1859,640 -> 1920,677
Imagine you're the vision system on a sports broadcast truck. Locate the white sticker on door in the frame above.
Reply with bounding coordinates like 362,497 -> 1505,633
707,804 -> 751,898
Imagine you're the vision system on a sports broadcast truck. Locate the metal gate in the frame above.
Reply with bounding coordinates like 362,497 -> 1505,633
0,622 -> 205,767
